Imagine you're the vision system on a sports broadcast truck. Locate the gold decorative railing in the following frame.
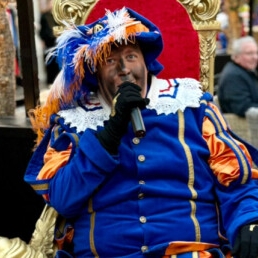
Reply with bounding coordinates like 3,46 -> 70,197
178,0 -> 221,93
52,0 -> 98,36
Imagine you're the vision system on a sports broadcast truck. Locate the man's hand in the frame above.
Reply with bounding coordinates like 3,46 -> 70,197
232,224 -> 258,258
96,82 -> 149,154
111,82 -> 149,116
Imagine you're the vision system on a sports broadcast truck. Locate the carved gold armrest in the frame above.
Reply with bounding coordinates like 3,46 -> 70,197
0,205 -> 58,258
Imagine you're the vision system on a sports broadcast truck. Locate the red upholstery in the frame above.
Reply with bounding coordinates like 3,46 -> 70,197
86,0 -> 200,80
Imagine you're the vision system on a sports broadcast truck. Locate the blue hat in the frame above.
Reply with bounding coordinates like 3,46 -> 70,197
51,7 -> 163,105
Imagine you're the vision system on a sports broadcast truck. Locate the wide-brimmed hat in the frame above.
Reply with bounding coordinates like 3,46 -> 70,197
50,7 -> 163,105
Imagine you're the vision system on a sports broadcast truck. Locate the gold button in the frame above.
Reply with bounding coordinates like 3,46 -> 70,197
141,246 -> 148,252
138,155 -> 145,162
138,193 -> 145,199
139,216 -> 147,223
132,137 -> 140,144
139,180 -> 145,185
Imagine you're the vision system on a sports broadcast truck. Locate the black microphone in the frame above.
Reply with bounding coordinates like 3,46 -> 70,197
131,107 -> 146,138
121,78 -> 146,138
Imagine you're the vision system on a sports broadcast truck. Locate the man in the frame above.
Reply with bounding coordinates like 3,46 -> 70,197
20,7 -> 258,258
218,36 -> 258,117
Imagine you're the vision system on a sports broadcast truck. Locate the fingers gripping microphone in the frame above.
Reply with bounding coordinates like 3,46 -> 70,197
121,78 -> 146,138
131,107 -> 146,138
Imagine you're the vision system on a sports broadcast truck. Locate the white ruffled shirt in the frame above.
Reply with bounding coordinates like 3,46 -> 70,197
58,76 -> 203,133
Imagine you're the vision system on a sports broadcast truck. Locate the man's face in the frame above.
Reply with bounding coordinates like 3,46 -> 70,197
234,42 -> 258,71
97,43 -> 148,105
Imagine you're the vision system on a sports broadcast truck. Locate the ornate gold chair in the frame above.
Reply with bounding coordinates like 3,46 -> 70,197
0,0 -> 221,257
51,0 -> 221,94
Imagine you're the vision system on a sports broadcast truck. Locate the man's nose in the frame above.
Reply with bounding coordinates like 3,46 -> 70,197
118,58 -> 130,74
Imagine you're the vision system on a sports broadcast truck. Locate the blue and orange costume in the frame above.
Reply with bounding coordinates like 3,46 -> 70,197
24,7 -> 258,258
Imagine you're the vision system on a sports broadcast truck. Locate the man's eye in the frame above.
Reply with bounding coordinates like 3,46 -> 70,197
106,58 -> 115,64
128,54 -> 136,60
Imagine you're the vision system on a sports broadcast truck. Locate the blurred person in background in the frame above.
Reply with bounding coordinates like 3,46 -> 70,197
39,0 -> 60,87
218,36 -> 258,117
216,1 -> 229,55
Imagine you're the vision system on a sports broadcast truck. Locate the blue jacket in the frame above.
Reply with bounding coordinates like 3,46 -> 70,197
25,77 -> 258,258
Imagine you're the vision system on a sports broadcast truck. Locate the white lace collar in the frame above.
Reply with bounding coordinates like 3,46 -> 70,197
58,77 -> 202,133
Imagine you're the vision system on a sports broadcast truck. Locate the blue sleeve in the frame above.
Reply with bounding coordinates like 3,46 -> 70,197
48,129 -> 119,217
204,103 -> 258,246
216,179 -> 258,246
